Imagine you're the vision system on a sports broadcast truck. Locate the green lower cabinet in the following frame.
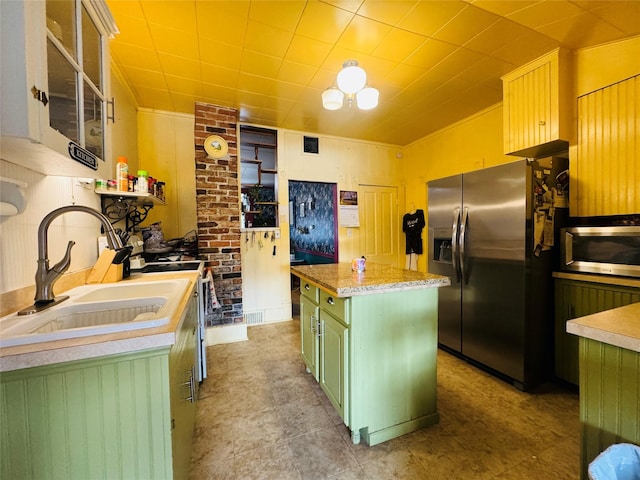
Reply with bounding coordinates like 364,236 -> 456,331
554,278 -> 640,385
300,294 -> 319,379
319,309 -> 349,421
579,338 -> 640,479
0,292 -> 199,480
297,279 -> 440,446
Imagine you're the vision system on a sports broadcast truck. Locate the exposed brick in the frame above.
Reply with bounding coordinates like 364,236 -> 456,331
195,102 -> 242,327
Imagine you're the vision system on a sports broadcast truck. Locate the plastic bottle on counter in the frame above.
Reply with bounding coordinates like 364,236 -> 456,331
116,156 -> 128,191
136,170 -> 149,193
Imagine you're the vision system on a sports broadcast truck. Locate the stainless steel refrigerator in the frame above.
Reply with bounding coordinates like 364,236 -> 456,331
428,157 -> 568,390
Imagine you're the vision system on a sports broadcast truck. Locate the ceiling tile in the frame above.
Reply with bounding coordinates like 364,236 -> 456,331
432,4 -> 500,45
200,83 -> 237,105
335,15 -> 392,55
470,0 -> 537,17
385,63 -> 429,88
140,0 -> 196,31
248,1 -> 306,32
463,18 -> 534,58
491,33 -> 556,66
107,14 -> 154,50
356,0 -> 418,26
110,43 -> 161,70
240,50 -> 283,78
277,61 -> 318,85
244,19 -> 294,58
323,0 -> 365,14
505,1 -> 584,30
198,40 -> 242,71
135,87 -> 173,110
195,1 -> 250,45
165,75 -> 202,96
200,64 -> 239,89
371,28 -> 426,62
398,1 -> 466,37
148,24 -> 199,59
237,74 -> 277,97
158,53 -> 201,80
589,3 -> 640,36
404,38 -> 458,69
285,35 -> 333,67
123,66 -> 167,90
537,10 -> 628,49
296,1 -> 354,44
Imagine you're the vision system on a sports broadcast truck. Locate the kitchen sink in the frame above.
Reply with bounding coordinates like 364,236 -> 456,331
0,278 -> 190,347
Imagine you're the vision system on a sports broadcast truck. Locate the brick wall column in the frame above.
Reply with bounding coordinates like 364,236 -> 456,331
194,102 -> 243,325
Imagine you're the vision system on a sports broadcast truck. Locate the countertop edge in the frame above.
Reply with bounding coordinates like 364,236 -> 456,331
566,302 -> 640,353
552,271 -> 640,288
292,265 -> 450,298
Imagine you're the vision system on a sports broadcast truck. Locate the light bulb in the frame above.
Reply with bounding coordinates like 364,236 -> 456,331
322,87 -> 344,110
336,60 -> 366,94
356,87 -> 379,110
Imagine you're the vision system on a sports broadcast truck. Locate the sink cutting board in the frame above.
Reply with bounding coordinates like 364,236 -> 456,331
86,249 -> 116,284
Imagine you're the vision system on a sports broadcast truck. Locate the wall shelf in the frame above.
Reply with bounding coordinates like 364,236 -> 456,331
95,189 -> 165,231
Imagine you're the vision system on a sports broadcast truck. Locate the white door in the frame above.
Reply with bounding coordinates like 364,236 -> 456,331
360,185 -> 398,265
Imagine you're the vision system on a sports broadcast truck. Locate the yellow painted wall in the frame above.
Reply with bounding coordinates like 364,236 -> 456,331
574,35 -> 640,97
137,109 -> 197,240
110,64 -> 139,174
402,103 -> 514,272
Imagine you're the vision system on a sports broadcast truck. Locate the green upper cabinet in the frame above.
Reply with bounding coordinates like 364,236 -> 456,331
0,0 -> 117,177
554,274 -> 640,385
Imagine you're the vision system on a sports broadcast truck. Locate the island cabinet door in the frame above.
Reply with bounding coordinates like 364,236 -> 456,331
300,295 -> 319,379
319,310 -> 349,423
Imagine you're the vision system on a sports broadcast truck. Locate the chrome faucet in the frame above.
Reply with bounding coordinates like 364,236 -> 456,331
18,205 -> 124,315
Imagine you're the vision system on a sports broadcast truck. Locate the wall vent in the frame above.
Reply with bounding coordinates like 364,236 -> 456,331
243,311 -> 264,325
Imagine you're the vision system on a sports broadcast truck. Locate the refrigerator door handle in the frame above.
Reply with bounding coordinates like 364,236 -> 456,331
451,207 -> 461,282
459,207 -> 469,283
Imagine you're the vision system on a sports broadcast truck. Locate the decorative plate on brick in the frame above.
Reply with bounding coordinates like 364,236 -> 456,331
204,135 -> 228,158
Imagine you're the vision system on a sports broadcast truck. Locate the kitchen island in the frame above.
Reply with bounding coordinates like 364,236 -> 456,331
291,262 -> 450,446
567,302 -> 640,479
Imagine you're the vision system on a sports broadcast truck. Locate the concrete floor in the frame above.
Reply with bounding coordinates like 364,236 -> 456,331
189,318 -> 579,479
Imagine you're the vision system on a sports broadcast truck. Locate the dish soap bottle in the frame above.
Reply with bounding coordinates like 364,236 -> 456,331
116,156 -> 128,191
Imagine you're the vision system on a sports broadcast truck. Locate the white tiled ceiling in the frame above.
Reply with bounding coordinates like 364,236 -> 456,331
106,0 -> 640,145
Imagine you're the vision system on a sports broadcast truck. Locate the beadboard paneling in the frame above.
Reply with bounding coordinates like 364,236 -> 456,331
0,351 -> 172,480
573,75 -> 639,216
580,338 -> 640,478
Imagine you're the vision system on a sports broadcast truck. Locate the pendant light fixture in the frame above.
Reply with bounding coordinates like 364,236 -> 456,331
322,60 -> 379,111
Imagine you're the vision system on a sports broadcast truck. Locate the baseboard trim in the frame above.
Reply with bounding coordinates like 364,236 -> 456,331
205,323 -> 248,346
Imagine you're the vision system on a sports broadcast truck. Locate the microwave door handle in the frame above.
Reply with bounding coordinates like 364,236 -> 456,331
565,231 -> 573,266
451,208 -> 461,282
459,207 -> 468,284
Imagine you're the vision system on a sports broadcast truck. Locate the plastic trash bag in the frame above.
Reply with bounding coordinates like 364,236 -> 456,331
589,443 -> 640,480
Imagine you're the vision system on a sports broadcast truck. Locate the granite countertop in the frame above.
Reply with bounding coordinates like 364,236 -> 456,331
0,271 -> 200,372
567,302 -> 640,353
291,262 -> 450,298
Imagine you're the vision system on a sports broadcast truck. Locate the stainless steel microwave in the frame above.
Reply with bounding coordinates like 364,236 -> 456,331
560,226 -> 640,277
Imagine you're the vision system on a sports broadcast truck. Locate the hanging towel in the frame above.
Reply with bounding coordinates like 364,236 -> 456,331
204,267 -> 220,314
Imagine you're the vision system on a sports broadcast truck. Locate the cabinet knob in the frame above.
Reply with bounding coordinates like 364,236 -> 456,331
304,284 -> 310,290
327,297 -> 335,305
538,120 -> 546,126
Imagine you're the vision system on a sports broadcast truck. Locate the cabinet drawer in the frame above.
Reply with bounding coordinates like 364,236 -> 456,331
300,281 -> 319,304
320,291 -> 349,325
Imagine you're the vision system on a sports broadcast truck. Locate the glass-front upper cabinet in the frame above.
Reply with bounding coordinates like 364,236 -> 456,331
240,125 -> 278,229
0,0 -> 117,177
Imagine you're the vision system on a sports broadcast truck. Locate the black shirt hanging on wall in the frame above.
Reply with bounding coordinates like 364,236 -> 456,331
403,209 -> 425,254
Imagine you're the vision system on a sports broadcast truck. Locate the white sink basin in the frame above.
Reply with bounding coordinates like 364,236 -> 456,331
0,279 -> 190,347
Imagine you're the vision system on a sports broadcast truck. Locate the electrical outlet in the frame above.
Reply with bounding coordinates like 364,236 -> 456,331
275,230 -> 280,239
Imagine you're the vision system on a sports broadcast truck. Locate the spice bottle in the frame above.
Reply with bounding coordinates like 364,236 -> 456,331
116,156 -> 128,191
136,170 -> 149,193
